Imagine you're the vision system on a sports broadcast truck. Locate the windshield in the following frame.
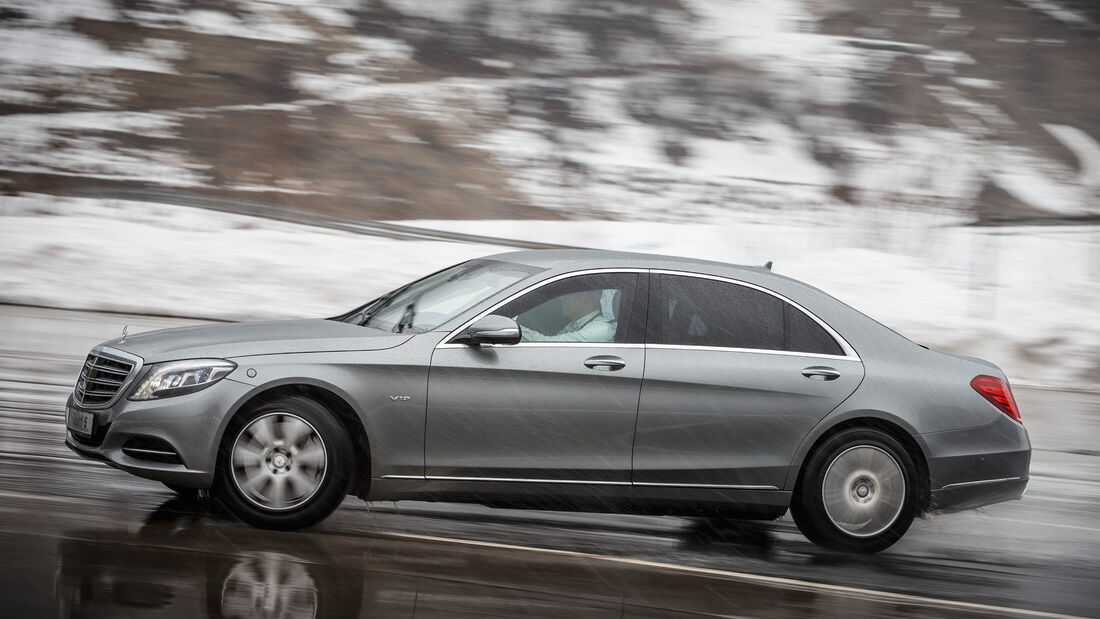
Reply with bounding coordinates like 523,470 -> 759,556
335,259 -> 543,333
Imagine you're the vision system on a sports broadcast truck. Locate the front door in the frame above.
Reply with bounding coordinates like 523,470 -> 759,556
426,271 -> 647,483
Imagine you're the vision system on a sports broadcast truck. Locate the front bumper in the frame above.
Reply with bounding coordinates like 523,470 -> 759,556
923,413 -> 1031,512
64,378 -> 255,489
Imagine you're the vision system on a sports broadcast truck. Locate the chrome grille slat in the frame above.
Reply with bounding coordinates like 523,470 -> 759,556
87,363 -> 130,376
85,376 -> 125,387
73,351 -> 136,407
81,388 -> 117,397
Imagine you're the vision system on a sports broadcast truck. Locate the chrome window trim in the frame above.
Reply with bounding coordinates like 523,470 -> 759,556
73,346 -> 145,410
645,343 -> 854,361
435,266 -> 860,360
649,268 -> 860,360
473,342 -> 645,350
380,474 -> 779,491
436,268 -> 650,349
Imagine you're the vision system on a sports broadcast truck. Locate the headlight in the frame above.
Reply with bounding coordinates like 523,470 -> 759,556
129,359 -> 237,401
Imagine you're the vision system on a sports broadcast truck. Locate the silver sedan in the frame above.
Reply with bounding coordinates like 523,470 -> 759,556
64,250 -> 1030,552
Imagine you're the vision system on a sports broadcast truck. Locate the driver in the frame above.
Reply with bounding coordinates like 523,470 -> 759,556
522,289 -> 615,342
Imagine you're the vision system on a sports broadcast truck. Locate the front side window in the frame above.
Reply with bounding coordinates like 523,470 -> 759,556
492,272 -> 642,343
649,274 -> 843,355
338,259 -> 543,333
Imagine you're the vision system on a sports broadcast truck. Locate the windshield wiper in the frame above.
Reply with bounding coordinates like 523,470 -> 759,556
393,299 -> 418,333
357,283 -> 412,328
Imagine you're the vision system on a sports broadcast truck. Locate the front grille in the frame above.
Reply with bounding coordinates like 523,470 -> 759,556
74,351 -> 135,407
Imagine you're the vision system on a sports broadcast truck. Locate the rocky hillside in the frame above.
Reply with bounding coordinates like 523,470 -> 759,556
0,0 -> 1097,221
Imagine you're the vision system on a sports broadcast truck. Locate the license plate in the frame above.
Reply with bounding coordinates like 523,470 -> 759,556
66,406 -> 95,436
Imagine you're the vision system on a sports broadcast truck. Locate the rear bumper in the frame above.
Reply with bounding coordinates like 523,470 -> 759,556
929,476 -> 1028,512
922,413 -> 1031,512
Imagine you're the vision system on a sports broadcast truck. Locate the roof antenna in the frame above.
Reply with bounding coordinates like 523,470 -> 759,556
763,261 -> 773,271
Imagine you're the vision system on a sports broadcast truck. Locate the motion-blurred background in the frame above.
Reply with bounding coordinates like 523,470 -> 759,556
1,0 -> 1097,388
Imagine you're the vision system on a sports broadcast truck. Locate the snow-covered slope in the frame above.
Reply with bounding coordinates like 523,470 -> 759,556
1,0 -> 1096,220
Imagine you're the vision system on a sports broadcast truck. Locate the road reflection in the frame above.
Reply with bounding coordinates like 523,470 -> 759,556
55,499 -> 361,619
48,497 -> 1033,619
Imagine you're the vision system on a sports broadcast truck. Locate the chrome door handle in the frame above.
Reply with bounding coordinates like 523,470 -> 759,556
802,366 -> 840,381
584,355 -> 626,371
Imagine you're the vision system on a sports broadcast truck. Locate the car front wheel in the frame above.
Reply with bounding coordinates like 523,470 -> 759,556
214,396 -> 352,530
791,427 -> 918,553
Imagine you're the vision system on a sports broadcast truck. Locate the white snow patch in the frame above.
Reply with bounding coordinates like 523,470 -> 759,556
1013,0 -> 1092,28
991,148 -> 1090,215
682,0 -> 862,104
2,0 -> 118,25
0,111 -> 207,186
1043,124 -> 1100,187
299,6 -> 355,29
0,195 -> 509,321
0,28 -> 175,74
952,77 -> 1001,90
177,9 -> 316,43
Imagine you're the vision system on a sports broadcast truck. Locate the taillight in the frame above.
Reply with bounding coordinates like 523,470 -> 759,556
970,375 -> 1022,424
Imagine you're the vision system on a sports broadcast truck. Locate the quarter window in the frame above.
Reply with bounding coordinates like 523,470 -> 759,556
649,274 -> 843,356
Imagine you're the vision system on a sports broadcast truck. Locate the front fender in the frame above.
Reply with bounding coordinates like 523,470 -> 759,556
223,346 -> 433,478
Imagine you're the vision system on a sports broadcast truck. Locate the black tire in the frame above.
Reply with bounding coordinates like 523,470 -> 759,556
213,395 -> 352,530
791,428 -> 918,553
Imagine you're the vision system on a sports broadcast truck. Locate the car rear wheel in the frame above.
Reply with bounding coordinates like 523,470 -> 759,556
214,396 -> 351,530
791,428 -> 918,553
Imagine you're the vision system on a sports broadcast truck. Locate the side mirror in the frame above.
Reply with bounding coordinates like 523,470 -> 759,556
458,315 -> 521,346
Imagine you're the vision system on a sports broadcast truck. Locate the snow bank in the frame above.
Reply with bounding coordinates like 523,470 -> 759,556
0,195 -> 508,321
1,195 -> 1096,388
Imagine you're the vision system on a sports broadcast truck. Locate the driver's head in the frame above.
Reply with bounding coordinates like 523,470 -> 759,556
561,289 -> 602,320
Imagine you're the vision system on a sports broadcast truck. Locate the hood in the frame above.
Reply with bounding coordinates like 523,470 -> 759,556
105,319 -> 412,363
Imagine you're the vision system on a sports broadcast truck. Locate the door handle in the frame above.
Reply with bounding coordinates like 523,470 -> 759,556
584,355 -> 626,371
802,366 -> 840,381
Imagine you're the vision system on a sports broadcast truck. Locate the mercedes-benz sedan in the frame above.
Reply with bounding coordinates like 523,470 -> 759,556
65,250 -> 1030,552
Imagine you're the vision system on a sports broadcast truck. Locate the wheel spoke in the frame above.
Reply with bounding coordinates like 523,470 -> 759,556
233,442 -> 265,469
243,471 -> 270,495
267,474 -> 288,506
249,415 -> 276,448
295,445 -> 326,470
282,419 -> 314,449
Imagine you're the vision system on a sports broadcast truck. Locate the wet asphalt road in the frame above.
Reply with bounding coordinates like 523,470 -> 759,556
1,305 -> 1098,618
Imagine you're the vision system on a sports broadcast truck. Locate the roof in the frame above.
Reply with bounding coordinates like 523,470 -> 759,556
487,248 -> 769,275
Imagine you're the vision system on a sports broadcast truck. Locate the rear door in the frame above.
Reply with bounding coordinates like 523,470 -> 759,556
632,273 -> 864,489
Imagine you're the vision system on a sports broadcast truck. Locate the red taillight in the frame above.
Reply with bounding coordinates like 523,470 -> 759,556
970,375 -> 1022,424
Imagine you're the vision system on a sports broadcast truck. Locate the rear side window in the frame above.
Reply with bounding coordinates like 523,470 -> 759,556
786,303 -> 844,355
649,274 -> 844,356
